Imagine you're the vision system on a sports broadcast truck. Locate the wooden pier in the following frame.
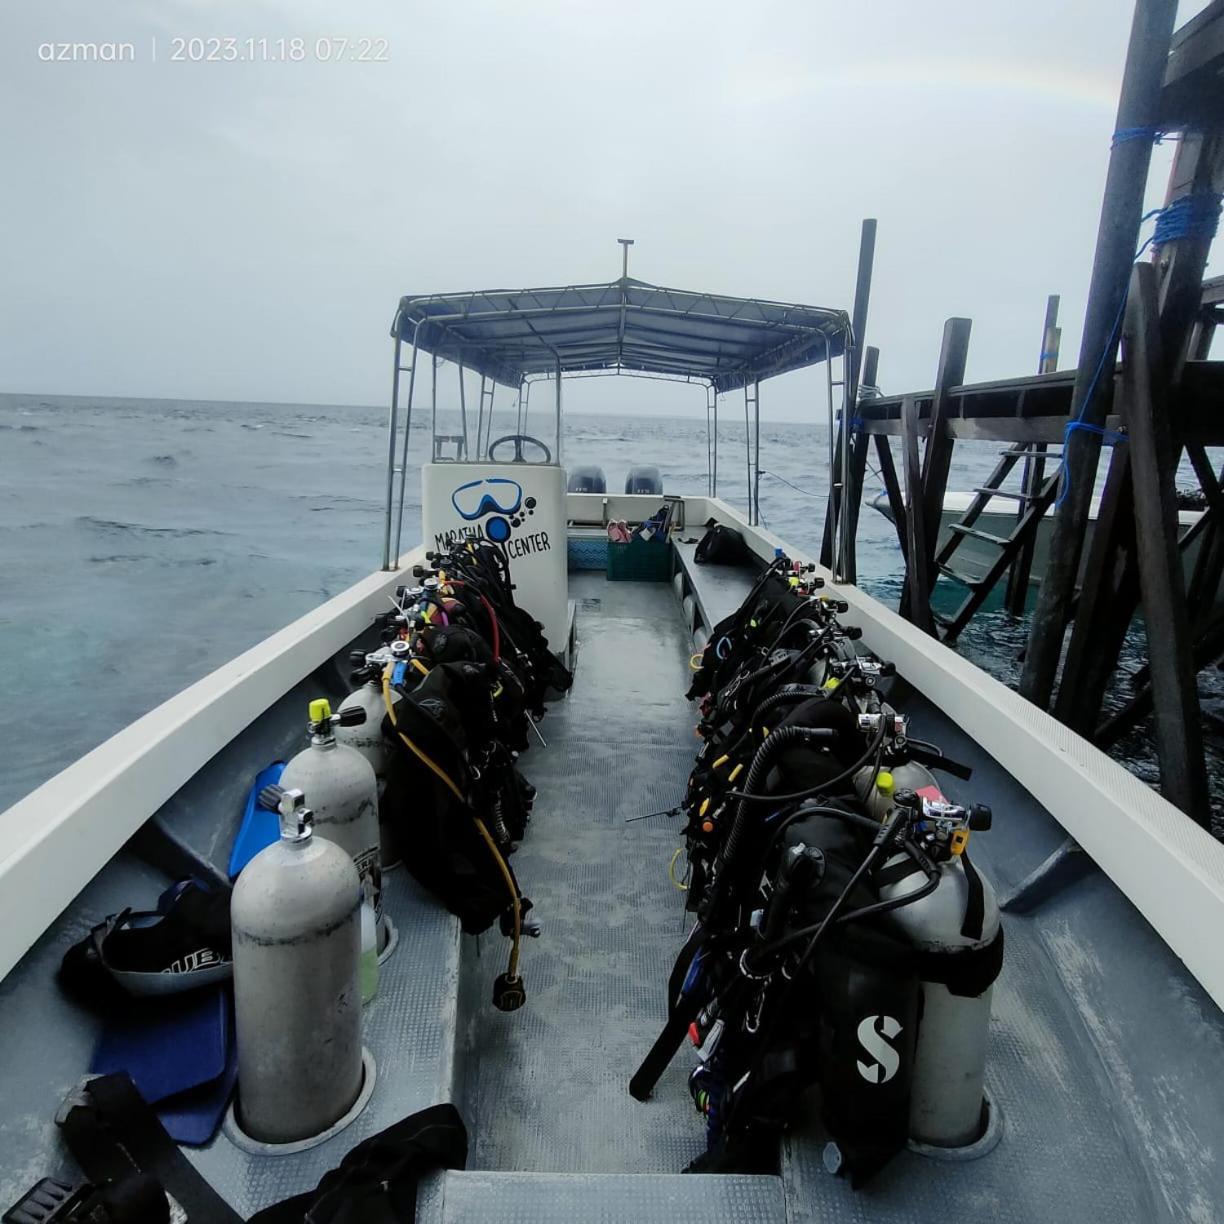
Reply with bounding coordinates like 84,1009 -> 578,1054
826,0 -> 1224,830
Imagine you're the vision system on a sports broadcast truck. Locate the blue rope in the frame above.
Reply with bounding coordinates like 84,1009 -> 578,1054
1152,191 -> 1221,247
1054,186 -> 1222,508
1111,126 -> 1177,148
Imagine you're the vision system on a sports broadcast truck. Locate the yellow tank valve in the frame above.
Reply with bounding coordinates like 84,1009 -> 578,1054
950,828 -> 970,856
309,698 -> 332,723
876,770 -> 895,794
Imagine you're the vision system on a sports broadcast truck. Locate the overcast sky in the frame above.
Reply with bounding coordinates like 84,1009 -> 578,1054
1,0 -> 1215,420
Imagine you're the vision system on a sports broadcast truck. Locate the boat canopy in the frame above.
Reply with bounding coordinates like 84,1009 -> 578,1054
391,279 -> 850,394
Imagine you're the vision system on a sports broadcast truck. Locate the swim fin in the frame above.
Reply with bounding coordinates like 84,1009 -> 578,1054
228,761 -> 286,879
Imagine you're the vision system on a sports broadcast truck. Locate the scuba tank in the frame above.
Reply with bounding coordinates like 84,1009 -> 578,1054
281,698 -> 385,944
336,674 -> 394,781
854,761 -> 940,824
231,787 -> 363,1144
338,654 -> 403,872
875,789 -> 1001,1148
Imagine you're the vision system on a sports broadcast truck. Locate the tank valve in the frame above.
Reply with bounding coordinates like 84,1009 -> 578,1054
968,804 -> 993,830
307,698 -> 367,738
492,973 -> 527,1012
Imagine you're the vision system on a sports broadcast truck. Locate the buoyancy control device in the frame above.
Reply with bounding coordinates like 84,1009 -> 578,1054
334,536 -> 568,1012
632,550 -> 1004,1183
231,786 -> 363,1144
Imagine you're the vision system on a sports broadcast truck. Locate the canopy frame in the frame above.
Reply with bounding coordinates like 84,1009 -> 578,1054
381,275 -> 854,572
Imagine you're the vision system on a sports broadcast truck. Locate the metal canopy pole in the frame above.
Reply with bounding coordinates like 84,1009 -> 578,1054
457,360 -> 469,460
522,380 -> 531,435
1020,0 -> 1179,708
381,328 -> 404,569
712,392 -> 719,496
555,357 -> 563,465
475,374 -> 487,460
429,354 -> 439,460
705,383 -> 715,495
753,380 -> 762,527
392,325 -> 422,564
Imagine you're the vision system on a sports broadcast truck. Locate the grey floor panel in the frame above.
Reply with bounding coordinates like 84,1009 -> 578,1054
5,563 -> 1224,1222
422,1170 -> 785,1224
186,867 -> 463,1217
459,577 -> 709,1173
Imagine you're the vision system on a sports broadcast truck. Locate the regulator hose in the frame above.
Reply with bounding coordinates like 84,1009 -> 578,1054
700,725 -> 837,921
725,719 -> 888,806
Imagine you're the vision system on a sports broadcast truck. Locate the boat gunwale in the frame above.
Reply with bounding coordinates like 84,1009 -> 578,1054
3,496 -> 1223,1015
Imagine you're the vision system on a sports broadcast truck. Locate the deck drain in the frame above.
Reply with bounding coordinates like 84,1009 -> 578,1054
223,1047 -> 377,1157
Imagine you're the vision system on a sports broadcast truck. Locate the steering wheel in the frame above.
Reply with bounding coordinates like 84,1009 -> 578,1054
488,434 -> 552,464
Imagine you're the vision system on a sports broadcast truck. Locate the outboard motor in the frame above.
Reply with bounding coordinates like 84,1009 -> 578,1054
567,464 -> 606,493
280,698 -> 385,945
625,464 -> 662,494
231,787 -> 363,1143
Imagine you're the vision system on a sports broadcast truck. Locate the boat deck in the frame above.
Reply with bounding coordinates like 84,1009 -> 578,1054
2,550 -> 1224,1221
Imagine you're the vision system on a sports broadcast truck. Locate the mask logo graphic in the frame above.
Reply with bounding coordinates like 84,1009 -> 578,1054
450,477 -> 535,544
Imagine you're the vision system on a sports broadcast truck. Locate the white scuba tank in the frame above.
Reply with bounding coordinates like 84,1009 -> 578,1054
281,698 -> 384,940
874,786 -> 1001,1149
336,680 -> 393,781
338,648 -> 407,872
231,788 -> 363,1144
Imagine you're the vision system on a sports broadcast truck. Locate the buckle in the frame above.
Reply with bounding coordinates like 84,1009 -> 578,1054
53,1075 -> 103,1127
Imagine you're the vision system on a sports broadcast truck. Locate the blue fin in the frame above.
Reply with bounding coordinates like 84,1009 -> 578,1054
227,761 -> 286,880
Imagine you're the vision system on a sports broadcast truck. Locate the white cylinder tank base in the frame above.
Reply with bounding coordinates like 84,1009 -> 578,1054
422,462 -> 569,652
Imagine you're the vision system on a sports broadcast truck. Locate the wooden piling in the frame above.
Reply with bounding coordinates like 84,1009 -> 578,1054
1122,261 -> 1211,826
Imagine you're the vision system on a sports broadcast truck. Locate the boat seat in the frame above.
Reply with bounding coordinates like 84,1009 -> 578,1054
671,535 -> 762,646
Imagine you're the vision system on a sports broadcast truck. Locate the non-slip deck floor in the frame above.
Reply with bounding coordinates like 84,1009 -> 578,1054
459,574 -> 709,1173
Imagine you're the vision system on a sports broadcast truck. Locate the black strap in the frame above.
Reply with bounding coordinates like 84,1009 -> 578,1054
249,1103 -> 467,1224
875,857 -> 923,889
59,1073 -> 244,1223
629,997 -> 701,1102
917,927 -> 1004,998
959,848 -> 985,941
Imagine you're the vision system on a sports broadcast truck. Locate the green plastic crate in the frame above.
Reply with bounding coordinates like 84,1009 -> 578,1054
607,537 -> 672,582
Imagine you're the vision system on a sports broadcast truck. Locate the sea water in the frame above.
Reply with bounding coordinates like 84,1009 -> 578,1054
1,392 -> 1218,827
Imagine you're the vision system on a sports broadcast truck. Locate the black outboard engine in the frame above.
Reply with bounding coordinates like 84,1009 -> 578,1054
567,465 -> 607,493
625,464 -> 662,494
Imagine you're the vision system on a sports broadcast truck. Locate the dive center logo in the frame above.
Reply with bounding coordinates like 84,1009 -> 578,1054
855,1014 -> 902,1084
442,477 -> 551,558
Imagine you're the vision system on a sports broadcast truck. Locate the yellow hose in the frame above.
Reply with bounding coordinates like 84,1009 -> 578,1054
669,847 -> 689,892
473,817 -> 522,979
382,668 -> 464,803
